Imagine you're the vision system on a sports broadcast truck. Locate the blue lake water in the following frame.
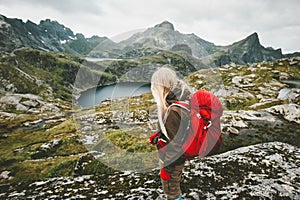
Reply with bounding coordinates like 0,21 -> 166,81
85,57 -> 122,62
77,82 -> 151,108
282,80 -> 300,88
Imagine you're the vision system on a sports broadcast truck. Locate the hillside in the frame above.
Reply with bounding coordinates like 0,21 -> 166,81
0,53 -> 299,198
0,47 -> 197,102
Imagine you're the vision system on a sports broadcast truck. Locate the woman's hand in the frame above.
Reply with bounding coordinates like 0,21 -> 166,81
149,131 -> 159,145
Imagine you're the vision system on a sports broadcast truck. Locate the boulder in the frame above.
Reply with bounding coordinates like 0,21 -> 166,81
265,104 -> 300,124
0,93 -> 60,113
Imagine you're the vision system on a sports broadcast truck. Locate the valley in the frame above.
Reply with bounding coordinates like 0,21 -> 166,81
0,14 -> 299,199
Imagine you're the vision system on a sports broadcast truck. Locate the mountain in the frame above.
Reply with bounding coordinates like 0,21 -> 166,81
228,32 -> 283,62
116,21 -> 216,58
0,14 -> 73,52
1,15 -> 297,68
0,14 -> 113,55
89,21 -> 289,67
202,32 -> 284,67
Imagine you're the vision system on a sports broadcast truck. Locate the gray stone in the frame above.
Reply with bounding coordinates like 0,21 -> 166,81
40,139 -> 62,151
21,100 -> 39,107
265,104 -> 300,124
16,103 -> 28,111
228,127 -> 239,135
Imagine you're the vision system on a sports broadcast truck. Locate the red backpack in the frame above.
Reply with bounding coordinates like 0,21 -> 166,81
172,89 -> 223,158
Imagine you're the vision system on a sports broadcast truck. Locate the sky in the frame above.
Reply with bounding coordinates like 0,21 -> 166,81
0,0 -> 299,53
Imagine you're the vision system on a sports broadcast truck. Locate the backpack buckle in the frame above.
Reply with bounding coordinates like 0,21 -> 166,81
204,120 -> 212,130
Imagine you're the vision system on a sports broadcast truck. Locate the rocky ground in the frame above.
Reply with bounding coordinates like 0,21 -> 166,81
0,142 -> 299,199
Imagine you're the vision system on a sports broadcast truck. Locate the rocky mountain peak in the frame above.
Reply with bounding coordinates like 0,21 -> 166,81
0,14 -> 6,20
39,19 -> 61,27
247,32 -> 259,39
244,32 -> 260,46
39,19 -> 74,36
154,20 -> 175,31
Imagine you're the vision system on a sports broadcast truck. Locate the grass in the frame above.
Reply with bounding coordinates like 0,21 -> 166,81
103,129 -> 155,153
0,91 -> 158,184
9,156 -> 79,183
1,49 -> 300,184
0,114 -> 90,183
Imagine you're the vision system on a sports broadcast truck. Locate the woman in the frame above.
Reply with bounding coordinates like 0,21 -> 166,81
149,66 -> 192,200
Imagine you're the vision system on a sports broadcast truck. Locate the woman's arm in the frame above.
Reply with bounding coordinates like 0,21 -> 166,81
163,107 -> 189,169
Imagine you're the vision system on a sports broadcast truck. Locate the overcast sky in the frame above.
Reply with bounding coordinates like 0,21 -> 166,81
0,0 -> 299,53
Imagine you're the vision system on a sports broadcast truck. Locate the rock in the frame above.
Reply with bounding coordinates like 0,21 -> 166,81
40,139 -> 62,151
0,171 -> 11,180
265,104 -> 300,124
82,125 -> 93,132
228,127 -> 239,135
232,74 -> 256,88
222,110 -> 277,129
277,88 -> 300,103
0,111 -> 16,119
23,119 -> 43,127
249,99 -> 280,109
213,86 -> 255,104
74,154 -> 95,176
0,94 -> 22,106
183,142 -> 300,199
289,61 -> 298,66
171,44 -> 193,55
21,100 -> 39,108
5,84 -> 16,92
0,93 -> 59,113
16,103 -> 28,111
31,139 -> 62,159
154,21 -> 175,31
279,72 -> 290,80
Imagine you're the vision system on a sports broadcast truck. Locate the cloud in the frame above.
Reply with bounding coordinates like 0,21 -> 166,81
0,0 -> 102,15
0,0 -> 299,53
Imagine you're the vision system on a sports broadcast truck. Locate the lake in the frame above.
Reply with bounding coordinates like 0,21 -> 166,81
282,80 -> 300,88
85,57 -> 122,62
77,82 -> 151,108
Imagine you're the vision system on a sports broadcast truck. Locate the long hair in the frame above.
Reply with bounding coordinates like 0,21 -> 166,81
151,66 -> 192,139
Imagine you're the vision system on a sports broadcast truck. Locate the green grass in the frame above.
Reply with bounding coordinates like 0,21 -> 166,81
0,115 -> 90,183
103,129 -> 155,153
9,156 -> 79,183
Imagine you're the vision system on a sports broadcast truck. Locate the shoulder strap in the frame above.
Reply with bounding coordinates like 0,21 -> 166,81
171,101 -> 190,112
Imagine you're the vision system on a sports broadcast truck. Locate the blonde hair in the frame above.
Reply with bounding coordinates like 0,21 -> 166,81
151,66 -> 191,139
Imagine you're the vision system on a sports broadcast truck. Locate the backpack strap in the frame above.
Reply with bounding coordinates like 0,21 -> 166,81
173,101 -> 212,130
171,101 -> 190,112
